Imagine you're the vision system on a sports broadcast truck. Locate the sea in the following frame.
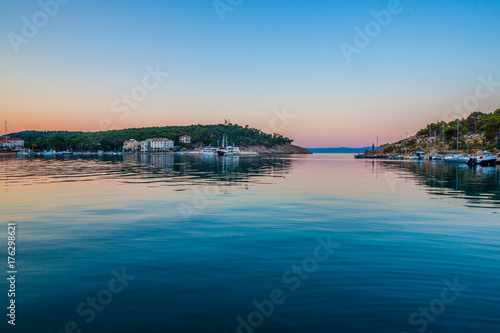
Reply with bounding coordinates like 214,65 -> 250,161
1,153 -> 499,333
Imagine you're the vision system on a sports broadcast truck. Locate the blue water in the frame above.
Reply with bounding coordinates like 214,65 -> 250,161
1,154 -> 499,332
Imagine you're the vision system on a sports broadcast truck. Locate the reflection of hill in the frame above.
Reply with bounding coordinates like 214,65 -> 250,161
119,154 -> 296,185
380,161 -> 500,208
5,154 -> 297,189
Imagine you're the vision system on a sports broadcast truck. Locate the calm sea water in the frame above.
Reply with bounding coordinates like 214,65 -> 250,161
1,153 -> 499,333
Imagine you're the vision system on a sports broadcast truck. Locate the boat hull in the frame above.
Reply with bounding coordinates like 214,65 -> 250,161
468,157 -> 497,166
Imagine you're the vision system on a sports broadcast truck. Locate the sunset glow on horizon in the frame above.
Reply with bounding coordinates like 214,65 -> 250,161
1,0 -> 500,148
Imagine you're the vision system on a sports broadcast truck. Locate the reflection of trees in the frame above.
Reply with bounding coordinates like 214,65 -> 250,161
120,154 -> 296,185
380,161 -> 500,208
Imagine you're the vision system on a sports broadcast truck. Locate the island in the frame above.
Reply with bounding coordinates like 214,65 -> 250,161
9,123 -> 312,155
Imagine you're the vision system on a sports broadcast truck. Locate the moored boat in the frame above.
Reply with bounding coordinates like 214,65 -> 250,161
444,154 -> 470,164
201,146 -> 218,155
467,151 -> 497,166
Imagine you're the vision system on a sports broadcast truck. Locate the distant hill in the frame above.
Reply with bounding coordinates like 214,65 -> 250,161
10,124 -> 294,151
307,147 -> 378,153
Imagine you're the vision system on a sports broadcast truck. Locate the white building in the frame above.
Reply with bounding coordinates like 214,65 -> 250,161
140,138 -> 174,152
179,135 -> 192,144
0,137 -> 24,148
140,140 -> 149,152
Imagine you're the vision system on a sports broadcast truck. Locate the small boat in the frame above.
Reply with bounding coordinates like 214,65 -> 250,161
43,149 -> 56,156
0,148 -> 18,155
416,151 -> 426,160
444,154 -> 470,164
201,146 -> 218,155
468,151 -> 497,166
17,149 -> 32,156
430,154 -> 444,161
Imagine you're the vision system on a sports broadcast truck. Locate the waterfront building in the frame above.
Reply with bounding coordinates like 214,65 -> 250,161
122,139 -> 140,151
0,137 -> 24,148
140,138 -> 174,152
179,135 -> 192,144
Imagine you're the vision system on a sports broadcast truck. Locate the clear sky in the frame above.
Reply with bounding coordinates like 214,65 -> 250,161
1,0 -> 499,147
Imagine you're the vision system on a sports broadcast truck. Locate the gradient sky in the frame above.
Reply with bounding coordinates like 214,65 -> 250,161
1,0 -> 500,147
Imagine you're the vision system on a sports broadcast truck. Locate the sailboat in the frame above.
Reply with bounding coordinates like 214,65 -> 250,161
444,120 -> 470,164
216,134 -> 241,156
0,121 -> 19,155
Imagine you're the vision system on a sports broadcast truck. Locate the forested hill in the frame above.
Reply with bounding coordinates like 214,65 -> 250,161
10,124 -> 293,151
378,108 -> 500,154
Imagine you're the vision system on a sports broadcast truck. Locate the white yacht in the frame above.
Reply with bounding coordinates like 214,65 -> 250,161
444,154 -> 470,164
468,151 -> 497,166
201,146 -> 218,154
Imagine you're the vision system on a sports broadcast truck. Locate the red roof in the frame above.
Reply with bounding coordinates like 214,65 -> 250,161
180,135 -> 191,138
0,137 -> 23,142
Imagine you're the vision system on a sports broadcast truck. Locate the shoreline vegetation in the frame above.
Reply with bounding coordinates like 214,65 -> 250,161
10,123 -> 312,154
368,108 -> 500,157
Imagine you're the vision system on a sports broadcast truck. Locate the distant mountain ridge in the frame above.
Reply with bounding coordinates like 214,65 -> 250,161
307,147 -> 378,153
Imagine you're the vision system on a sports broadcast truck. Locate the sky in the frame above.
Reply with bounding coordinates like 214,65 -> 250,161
1,0 -> 499,148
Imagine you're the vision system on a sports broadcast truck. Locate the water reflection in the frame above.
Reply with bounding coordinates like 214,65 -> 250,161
1,154 -> 297,189
379,160 -> 500,209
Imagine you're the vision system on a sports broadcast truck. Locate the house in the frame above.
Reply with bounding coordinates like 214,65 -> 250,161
140,138 -> 174,152
140,140 -> 149,152
122,139 -> 140,151
0,137 -> 24,148
179,135 -> 192,144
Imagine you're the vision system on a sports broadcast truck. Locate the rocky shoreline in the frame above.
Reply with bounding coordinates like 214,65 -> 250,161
242,144 -> 312,154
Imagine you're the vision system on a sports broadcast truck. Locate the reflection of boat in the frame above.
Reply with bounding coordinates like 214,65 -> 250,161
468,152 -> 497,166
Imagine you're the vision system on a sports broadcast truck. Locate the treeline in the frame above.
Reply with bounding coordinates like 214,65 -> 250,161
382,108 -> 500,154
417,109 -> 500,143
11,124 -> 293,151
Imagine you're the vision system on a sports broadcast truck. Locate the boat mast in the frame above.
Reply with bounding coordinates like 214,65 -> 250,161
443,126 -> 445,153
457,120 -> 459,152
